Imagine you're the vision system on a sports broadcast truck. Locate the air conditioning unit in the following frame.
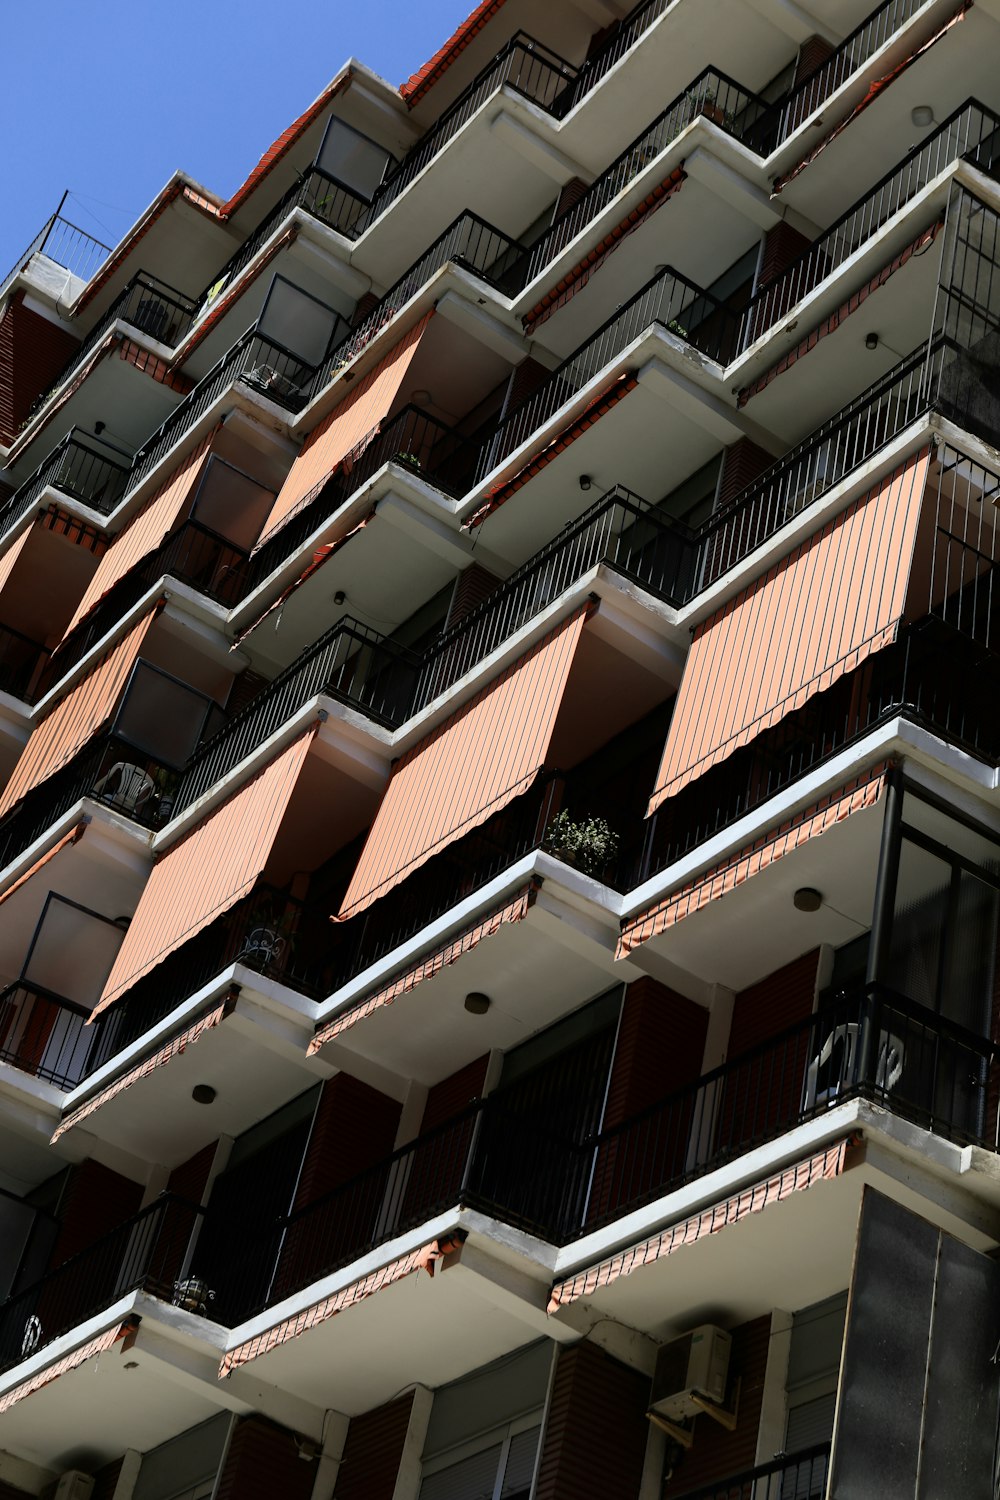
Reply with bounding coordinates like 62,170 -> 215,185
649,1325 -> 732,1422
54,1472 -> 94,1500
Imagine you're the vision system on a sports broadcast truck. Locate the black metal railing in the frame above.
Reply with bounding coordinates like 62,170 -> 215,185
637,610 -> 1000,888
0,1193 -> 202,1375
0,734 -> 174,878
22,273 -> 199,431
0,982 -> 91,1089
128,326 -> 332,496
308,211 -> 525,396
770,0 -> 930,146
367,36 -> 578,221
742,99 -> 1000,346
211,979 -> 996,1326
555,0 -> 672,117
83,884 -> 332,1078
0,210 -> 109,304
474,262 -> 739,485
0,624 -> 49,703
0,430 -> 130,546
671,1443 -> 833,1500
174,620 -> 418,814
509,68 -> 771,292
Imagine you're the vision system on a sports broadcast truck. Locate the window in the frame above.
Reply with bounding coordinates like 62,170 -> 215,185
418,1418 -> 542,1500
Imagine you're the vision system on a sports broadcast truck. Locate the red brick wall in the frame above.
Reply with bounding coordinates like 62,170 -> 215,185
47,1159 -> 143,1267
420,1055 -> 490,1133
91,1457 -> 124,1500
534,1342 -> 649,1500
167,1141 -> 218,1204
335,1393 -> 415,1500
294,1075 -> 401,1212
554,177 -> 589,221
503,356 -> 549,417
757,223 -> 813,293
0,293 -> 80,444
665,1316 -> 771,1494
589,979 -> 708,1225
715,437 -> 775,514
445,564 -> 501,631
216,1415 -> 314,1500
794,35 -> 835,89
729,950 -> 819,1056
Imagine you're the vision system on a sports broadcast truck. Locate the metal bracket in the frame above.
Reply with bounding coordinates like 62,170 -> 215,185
691,1376 -> 742,1432
646,1410 -> 695,1449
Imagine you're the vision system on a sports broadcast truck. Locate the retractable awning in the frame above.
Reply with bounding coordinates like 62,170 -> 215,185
0,605 -> 163,819
254,312 -> 433,547
63,431 -> 217,639
336,607 -> 589,919
647,451 -> 929,815
91,727 -> 316,1016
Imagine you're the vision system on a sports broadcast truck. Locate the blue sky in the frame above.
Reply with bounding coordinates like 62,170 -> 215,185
0,0 -> 475,276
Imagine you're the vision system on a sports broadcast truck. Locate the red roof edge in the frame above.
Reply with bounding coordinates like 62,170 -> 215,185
400,0 -> 509,107
219,69 -> 354,218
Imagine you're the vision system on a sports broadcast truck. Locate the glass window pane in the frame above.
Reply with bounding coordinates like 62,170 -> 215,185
419,1443 -> 503,1500
115,662 -> 212,768
22,895 -> 124,1009
316,117 -> 392,201
500,1427 -> 541,1497
258,277 -> 340,367
191,457 -> 276,550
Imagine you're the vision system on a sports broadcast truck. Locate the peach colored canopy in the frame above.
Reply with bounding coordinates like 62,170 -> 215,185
254,312 -> 433,548
336,606 -> 589,919
63,431 -> 217,640
647,450 -> 930,815
0,605 -> 163,819
91,727 -> 316,1017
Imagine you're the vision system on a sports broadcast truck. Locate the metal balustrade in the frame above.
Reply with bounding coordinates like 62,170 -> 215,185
0,430 -> 130,546
0,1194 -> 202,1375
309,211 -> 525,394
0,209 -> 109,306
742,98 -> 1000,347
509,68 -> 771,293
672,1444 -> 833,1500
367,36 -> 578,222
21,273 -> 199,433
770,0 -> 929,145
0,982 -> 91,1089
474,262 -> 739,486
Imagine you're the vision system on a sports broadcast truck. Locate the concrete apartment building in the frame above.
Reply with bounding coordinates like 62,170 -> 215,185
0,0 -> 998,1494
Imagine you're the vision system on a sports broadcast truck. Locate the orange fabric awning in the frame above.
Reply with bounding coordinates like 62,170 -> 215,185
337,607 -> 589,919
547,1139 -> 850,1311
311,880 -> 539,1052
0,822 -> 86,909
52,992 -> 236,1143
0,606 -> 163,820
255,312 -> 433,548
620,765 -> 889,959
648,452 -> 930,814
91,728 -> 316,1016
63,431 -> 217,640
0,525 -> 34,598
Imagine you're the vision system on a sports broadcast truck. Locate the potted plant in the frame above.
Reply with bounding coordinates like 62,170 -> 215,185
544,810 -> 620,878
392,451 -> 423,473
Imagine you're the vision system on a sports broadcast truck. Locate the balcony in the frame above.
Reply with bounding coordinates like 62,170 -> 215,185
40,517 -> 251,702
0,982 -> 91,1089
0,1192 -> 201,1377
0,429 -> 130,546
20,274 -> 199,437
672,1444 -> 832,1500
0,210 -> 109,306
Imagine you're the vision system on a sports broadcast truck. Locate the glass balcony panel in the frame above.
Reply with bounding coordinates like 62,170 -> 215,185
257,274 -> 343,369
189,455 -> 276,551
21,893 -> 125,1012
112,662 -> 217,770
314,116 -> 394,202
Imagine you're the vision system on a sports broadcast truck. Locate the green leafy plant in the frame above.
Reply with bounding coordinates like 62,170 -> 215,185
544,810 -> 619,877
392,451 -> 423,472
